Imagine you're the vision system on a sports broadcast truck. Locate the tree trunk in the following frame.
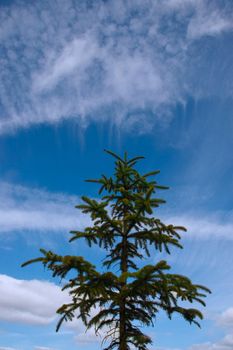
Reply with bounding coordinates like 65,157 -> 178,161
119,300 -> 126,350
119,226 -> 127,350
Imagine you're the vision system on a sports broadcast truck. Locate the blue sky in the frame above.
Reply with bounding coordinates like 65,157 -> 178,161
0,0 -> 233,349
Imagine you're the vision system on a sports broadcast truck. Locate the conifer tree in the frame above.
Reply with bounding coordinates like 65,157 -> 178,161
22,150 -> 211,350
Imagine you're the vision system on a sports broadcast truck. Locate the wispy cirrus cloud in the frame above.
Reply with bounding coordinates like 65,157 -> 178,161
165,213 -> 233,240
0,181 -> 233,241
0,0 -> 232,134
186,0 -> 233,39
34,347 -> 57,350
0,181 -> 88,233
0,180 -> 232,240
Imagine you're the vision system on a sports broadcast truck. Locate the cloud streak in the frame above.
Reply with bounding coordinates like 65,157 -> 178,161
0,0 -> 232,134
34,347 -> 56,350
0,181 -> 89,233
0,181 -> 233,241
165,213 -> 233,240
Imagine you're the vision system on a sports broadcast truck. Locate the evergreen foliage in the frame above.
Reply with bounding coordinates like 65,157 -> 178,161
22,150 -> 211,350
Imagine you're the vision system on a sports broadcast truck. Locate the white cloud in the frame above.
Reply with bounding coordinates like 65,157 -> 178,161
75,330 -> 100,344
0,0 -> 232,134
33,35 -> 99,93
165,213 -> 233,240
0,273 -> 103,345
164,0 -> 233,39
0,274 -> 68,325
188,307 -> 233,350
0,180 -> 233,241
187,2 -> 233,39
189,334 -> 233,350
0,347 -> 17,350
152,347 -> 181,350
218,308 -> 233,328
0,181 -> 89,233
34,347 -> 56,350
